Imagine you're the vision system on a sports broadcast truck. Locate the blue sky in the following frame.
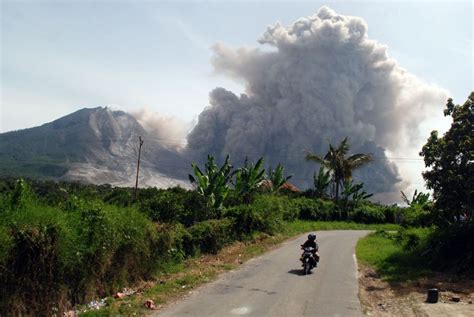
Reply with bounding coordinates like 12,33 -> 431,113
1,0 -> 472,133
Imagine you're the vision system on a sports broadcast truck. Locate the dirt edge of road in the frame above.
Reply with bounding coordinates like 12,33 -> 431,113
82,233 -> 301,316
358,264 -> 474,316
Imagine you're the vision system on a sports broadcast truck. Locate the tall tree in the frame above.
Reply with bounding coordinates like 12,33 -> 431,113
420,92 -> 474,226
305,137 -> 372,200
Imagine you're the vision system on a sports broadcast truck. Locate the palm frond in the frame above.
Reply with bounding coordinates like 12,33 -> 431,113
305,152 -> 328,165
346,153 -> 373,169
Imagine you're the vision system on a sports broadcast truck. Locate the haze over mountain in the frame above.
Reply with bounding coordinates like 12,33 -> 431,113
1,7 -> 454,202
0,107 -> 189,188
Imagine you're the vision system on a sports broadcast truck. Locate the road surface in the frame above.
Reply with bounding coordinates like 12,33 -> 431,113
154,230 -> 369,317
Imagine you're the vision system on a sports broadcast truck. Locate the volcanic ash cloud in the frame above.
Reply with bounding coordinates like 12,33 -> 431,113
186,6 -> 447,199
131,107 -> 190,150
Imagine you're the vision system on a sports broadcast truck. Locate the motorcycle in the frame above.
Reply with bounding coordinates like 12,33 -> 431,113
300,245 -> 318,275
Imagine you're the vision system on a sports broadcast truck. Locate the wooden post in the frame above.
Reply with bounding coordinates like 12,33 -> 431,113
134,136 -> 144,201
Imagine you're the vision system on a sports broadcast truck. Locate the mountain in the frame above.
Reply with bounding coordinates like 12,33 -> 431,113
0,107 -> 190,188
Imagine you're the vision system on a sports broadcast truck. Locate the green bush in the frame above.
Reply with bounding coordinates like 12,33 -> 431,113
250,195 -> 285,234
0,185 -> 163,315
380,205 -> 402,224
293,197 -> 335,221
393,227 -> 432,250
0,204 -> 75,316
68,203 -> 160,301
139,187 -> 210,226
226,195 -> 292,236
102,187 -> 134,207
225,205 -> 264,237
280,197 -> 300,221
271,195 -> 300,221
427,224 -> 474,273
400,205 -> 432,227
350,205 -> 386,224
140,190 -> 185,223
154,223 -> 193,262
188,219 -> 234,254
0,226 -> 12,265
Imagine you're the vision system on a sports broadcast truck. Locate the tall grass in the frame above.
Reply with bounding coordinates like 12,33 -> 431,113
356,229 -> 434,282
0,185 -> 166,315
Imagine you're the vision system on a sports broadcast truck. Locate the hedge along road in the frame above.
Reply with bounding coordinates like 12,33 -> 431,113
154,230 -> 369,317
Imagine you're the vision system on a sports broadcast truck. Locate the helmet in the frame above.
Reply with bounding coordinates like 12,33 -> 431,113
308,233 -> 316,241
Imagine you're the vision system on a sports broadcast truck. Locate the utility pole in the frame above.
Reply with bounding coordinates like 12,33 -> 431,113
134,136 -> 144,201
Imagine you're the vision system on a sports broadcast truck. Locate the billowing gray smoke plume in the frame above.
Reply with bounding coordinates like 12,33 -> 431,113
185,7 -> 446,200
131,107 -> 190,150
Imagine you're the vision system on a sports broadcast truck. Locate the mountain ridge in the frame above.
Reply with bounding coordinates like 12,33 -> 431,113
0,107 -> 190,188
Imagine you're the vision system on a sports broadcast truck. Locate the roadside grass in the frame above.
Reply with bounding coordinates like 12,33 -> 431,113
283,220 -> 401,236
78,221 -> 401,316
356,229 -> 433,282
78,234 -> 288,316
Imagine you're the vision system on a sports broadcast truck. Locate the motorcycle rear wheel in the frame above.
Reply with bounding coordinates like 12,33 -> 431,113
303,260 -> 311,275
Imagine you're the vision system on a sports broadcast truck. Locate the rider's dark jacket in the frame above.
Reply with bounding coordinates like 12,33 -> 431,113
302,240 -> 318,249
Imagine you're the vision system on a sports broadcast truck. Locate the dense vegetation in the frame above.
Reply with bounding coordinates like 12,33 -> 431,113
1,93 -> 471,316
0,172 -> 404,316
358,92 -> 474,280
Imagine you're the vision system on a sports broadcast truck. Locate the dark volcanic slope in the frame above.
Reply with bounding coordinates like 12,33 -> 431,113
0,107 -> 189,187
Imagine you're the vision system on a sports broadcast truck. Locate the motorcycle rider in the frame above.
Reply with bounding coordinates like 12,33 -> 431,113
301,233 -> 320,266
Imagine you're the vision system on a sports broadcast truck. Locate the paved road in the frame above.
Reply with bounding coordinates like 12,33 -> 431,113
154,230 -> 369,317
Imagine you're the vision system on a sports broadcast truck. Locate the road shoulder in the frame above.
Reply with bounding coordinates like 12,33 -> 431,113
358,264 -> 474,316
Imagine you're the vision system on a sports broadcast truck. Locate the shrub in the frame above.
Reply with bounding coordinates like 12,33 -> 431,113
0,187 -> 163,315
139,188 -> 210,226
380,204 -> 403,224
225,195 -> 285,237
393,227 -> 432,250
69,203 -> 159,301
0,204 -> 75,316
251,195 -> 285,234
0,226 -> 12,265
350,205 -> 386,224
188,219 -> 234,254
427,224 -> 474,273
278,196 -> 300,221
140,190 -> 185,223
399,205 -> 432,227
293,197 -> 335,221
154,223 -> 193,261
102,187 -> 134,207
225,205 -> 264,238
179,190 -> 212,226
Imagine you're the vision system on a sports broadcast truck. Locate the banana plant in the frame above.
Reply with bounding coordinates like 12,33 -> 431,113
234,157 -> 266,204
268,163 -> 292,192
313,166 -> 331,198
340,180 -> 373,216
401,189 -> 430,207
189,154 -> 234,211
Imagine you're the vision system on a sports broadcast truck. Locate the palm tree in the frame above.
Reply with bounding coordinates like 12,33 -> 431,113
305,138 -> 372,201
